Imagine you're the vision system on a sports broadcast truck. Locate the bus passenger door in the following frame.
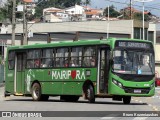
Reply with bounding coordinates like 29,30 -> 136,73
15,52 -> 26,94
99,47 -> 110,94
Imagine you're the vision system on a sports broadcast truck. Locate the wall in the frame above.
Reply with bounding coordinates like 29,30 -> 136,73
6,20 -> 133,35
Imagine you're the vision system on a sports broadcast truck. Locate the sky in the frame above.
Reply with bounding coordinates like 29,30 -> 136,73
91,0 -> 160,17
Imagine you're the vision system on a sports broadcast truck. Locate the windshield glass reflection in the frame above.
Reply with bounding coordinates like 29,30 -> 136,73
113,50 -> 155,75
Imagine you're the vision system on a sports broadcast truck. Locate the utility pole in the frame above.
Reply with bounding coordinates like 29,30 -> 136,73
11,0 -> 16,46
130,0 -> 132,19
107,5 -> 109,38
23,1 -> 28,45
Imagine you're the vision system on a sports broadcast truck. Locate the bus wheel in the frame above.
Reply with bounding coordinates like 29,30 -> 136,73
123,96 -> 131,104
86,85 -> 95,103
31,83 -> 42,101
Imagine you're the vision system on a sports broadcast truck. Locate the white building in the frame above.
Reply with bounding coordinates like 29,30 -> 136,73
0,24 -> 8,34
43,5 -> 86,22
64,5 -> 86,21
43,7 -> 63,22
64,5 -> 84,15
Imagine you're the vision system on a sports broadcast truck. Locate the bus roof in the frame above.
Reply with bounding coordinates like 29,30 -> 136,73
7,38 -> 153,50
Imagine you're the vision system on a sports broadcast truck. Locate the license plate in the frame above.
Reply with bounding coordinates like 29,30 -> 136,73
134,89 -> 141,93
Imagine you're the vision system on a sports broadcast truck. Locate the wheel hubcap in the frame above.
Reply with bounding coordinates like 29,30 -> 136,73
33,87 -> 39,99
87,89 -> 90,99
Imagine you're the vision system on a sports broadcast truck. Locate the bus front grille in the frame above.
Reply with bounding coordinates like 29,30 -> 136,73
123,87 -> 150,94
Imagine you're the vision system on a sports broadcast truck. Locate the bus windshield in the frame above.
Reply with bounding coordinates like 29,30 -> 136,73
113,49 -> 155,75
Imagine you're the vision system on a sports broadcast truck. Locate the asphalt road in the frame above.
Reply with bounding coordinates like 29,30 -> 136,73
0,86 -> 160,120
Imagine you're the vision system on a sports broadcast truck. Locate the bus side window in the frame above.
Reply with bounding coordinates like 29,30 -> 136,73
27,49 -> 41,68
70,47 -> 82,67
8,51 -> 15,69
27,60 -> 34,68
34,59 -> 40,68
91,57 -> 95,66
55,48 -> 69,67
41,49 -> 53,68
83,47 -> 96,67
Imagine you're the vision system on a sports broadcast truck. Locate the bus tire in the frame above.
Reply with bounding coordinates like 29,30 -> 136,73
123,96 -> 131,104
31,83 -> 42,101
86,85 -> 95,103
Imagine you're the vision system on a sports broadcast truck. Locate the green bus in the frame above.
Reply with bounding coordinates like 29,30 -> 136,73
5,38 -> 155,104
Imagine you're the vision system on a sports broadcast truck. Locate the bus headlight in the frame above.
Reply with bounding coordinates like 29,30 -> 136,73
112,79 -> 118,85
150,82 -> 155,89
112,79 -> 123,88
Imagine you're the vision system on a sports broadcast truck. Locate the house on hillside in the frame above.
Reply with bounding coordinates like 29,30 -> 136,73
120,7 -> 151,19
64,5 -> 86,21
84,6 -> 103,21
42,5 -> 107,22
43,7 -> 64,22
43,5 -> 86,22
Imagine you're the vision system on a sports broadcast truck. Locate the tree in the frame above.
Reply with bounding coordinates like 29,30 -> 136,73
133,12 -> 151,21
81,0 -> 91,6
0,0 -> 22,22
103,5 -> 120,18
0,7 -> 7,21
120,7 -> 151,21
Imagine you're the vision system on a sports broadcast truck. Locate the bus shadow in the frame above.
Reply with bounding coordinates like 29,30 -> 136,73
5,98 -> 148,105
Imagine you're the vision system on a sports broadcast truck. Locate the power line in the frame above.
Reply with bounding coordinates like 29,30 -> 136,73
146,2 -> 160,6
106,0 -> 160,11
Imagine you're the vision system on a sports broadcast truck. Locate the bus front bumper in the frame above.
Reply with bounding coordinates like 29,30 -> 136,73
109,83 -> 155,97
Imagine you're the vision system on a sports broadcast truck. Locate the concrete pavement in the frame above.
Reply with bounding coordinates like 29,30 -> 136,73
0,82 -> 4,87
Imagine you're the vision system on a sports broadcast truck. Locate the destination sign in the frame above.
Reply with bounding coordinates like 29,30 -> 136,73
115,41 -> 152,49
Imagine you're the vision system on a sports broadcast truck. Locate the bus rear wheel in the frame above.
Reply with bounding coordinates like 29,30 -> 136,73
31,83 -> 42,101
123,96 -> 131,104
85,85 -> 95,103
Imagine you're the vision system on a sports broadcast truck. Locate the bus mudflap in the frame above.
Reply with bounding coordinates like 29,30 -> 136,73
4,91 -> 11,97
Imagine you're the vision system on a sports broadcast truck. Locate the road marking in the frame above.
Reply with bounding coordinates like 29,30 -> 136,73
101,114 -> 119,119
152,96 -> 155,98
101,117 -> 114,119
132,117 -> 148,120
101,117 -> 149,120
153,106 -> 159,111
148,104 -> 152,107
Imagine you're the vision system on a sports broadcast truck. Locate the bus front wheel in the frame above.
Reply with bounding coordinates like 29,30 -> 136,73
85,85 -> 95,103
123,96 -> 131,104
31,83 -> 42,101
